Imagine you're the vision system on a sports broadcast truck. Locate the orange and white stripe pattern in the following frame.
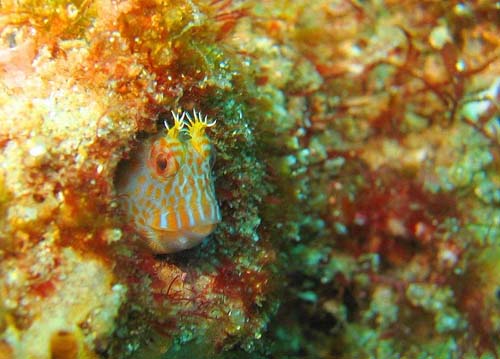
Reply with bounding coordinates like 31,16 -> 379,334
117,110 -> 221,253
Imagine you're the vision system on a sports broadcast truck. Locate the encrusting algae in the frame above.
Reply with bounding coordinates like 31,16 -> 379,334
0,0 -> 499,358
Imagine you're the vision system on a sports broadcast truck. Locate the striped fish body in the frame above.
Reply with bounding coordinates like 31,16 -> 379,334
117,111 -> 221,253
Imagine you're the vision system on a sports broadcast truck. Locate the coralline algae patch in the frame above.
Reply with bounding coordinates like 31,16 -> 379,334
1,246 -> 126,358
0,24 -> 137,359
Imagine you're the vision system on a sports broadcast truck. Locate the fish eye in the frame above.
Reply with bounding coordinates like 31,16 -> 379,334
153,151 -> 178,178
148,141 -> 180,179
156,153 -> 168,171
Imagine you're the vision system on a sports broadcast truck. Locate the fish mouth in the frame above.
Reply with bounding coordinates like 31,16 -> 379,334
151,222 -> 217,239
183,223 -> 217,238
143,207 -> 220,253
144,222 -> 218,253
167,224 -> 218,252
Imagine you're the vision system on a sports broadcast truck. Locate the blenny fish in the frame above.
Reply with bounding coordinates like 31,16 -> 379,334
117,110 -> 221,253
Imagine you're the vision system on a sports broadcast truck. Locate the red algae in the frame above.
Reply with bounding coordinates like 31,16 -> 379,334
348,169 -> 459,242
212,259 -> 269,314
29,279 -> 57,298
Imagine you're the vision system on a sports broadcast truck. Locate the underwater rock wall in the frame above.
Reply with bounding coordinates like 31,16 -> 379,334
0,0 -> 498,358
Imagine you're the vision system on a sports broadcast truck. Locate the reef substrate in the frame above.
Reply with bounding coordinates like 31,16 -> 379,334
0,0 -> 499,358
